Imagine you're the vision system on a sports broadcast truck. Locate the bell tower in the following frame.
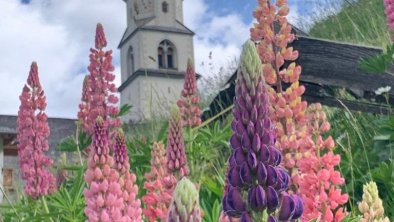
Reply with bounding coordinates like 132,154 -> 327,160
118,0 -> 194,122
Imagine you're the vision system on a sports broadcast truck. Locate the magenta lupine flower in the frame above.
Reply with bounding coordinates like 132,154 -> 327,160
17,62 -> 57,199
222,41 -> 303,221
384,0 -> 394,41
84,117 -> 123,221
177,59 -> 202,128
78,76 -> 90,128
166,107 -> 189,178
114,129 -> 143,221
143,142 -> 177,222
82,23 -> 121,134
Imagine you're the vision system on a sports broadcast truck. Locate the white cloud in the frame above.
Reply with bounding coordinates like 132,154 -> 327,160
0,0 -> 251,118
0,0 -> 125,118
184,0 -> 250,77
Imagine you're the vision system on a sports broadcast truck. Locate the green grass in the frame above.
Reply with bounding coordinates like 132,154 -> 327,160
308,0 -> 390,47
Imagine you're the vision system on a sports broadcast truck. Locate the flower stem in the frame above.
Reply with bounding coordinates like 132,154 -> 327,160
41,196 -> 54,222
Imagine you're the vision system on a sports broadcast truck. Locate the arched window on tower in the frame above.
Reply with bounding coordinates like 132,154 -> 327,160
128,47 -> 135,76
158,40 -> 176,69
162,1 -> 168,13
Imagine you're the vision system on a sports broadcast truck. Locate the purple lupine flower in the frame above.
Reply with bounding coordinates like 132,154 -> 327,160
222,41 -> 303,221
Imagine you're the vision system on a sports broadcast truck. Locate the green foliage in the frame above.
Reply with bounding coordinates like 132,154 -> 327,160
0,166 -> 86,222
126,137 -> 152,198
118,104 -> 133,117
359,45 -> 394,73
186,119 -> 232,181
371,160 -> 394,219
57,130 -> 91,153
199,170 -> 225,222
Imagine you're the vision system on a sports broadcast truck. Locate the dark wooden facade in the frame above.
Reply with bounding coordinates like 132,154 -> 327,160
202,36 -> 394,120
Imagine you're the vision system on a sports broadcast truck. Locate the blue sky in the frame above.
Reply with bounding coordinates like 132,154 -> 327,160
0,0 -> 334,118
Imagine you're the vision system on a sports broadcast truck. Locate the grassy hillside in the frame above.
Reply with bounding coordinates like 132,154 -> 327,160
308,0 -> 390,47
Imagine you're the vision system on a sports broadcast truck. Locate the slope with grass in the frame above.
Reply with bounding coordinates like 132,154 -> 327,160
309,0 -> 390,47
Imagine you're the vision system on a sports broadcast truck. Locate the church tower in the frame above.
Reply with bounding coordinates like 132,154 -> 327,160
118,0 -> 194,122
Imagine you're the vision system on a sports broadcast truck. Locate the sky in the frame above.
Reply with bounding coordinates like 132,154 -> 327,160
0,0 -> 335,118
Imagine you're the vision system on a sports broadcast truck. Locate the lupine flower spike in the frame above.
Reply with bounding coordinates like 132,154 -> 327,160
250,1 -> 348,221
166,107 -> 189,178
17,62 -> 57,199
84,117 -> 123,221
78,75 -> 90,128
297,104 -> 348,221
177,59 -> 202,128
222,41 -> 303,222
167,177 -> 201,222
358,181 -> 390,222
81,23 -> 121,134
384,0 -> 394,42
143,142 -> 177,222
114,129 -> 143,221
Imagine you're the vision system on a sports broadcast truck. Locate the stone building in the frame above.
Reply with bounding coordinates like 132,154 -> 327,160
118,0 -> 194,122
0,115 -> 76,202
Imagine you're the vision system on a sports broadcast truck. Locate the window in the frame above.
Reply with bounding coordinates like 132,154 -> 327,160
162,1 -> 168,13
128,47 -> 135,76
158,40 -> 176,69
3,168 -> 13,188
158,47 -> 164,68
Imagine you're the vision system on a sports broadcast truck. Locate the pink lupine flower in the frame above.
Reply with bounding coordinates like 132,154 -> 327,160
114,130 -> 143,221
78,76 -> 90,128
166,107 -> 189,178
81,23 -> 121,134
384,0 -> 394,41
250,1 -> 348,221
17,62 -> 57,199
84,117 -> 123,221
177,59 -> 202,128
143,142 -> 176,222
297,104 -> 348,221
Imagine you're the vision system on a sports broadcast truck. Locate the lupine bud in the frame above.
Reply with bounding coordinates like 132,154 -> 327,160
143,142 -> 177,222
167,178 -> 201,222
358,181 -> 390,222
17,62 -> 57,199
81,23 -> 121,135
222,41 -> 303,221
177,59 -> 202,128
166,107 -> 189,178
84,117 -> 123,221
113,129 -> 143,221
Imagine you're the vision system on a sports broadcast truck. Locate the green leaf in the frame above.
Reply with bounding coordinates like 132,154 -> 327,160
57,136 -> 77,152
118,104 -> 132,117
157,121 -> 169,142
359,45 -> 394,73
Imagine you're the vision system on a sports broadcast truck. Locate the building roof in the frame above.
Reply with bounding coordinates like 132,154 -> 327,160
202,36 -> 394,120
118,17 -> 194,49
0,115 -> 77,152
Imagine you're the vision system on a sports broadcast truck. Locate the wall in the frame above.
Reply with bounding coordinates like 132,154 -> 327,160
0,137 -> 3,202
